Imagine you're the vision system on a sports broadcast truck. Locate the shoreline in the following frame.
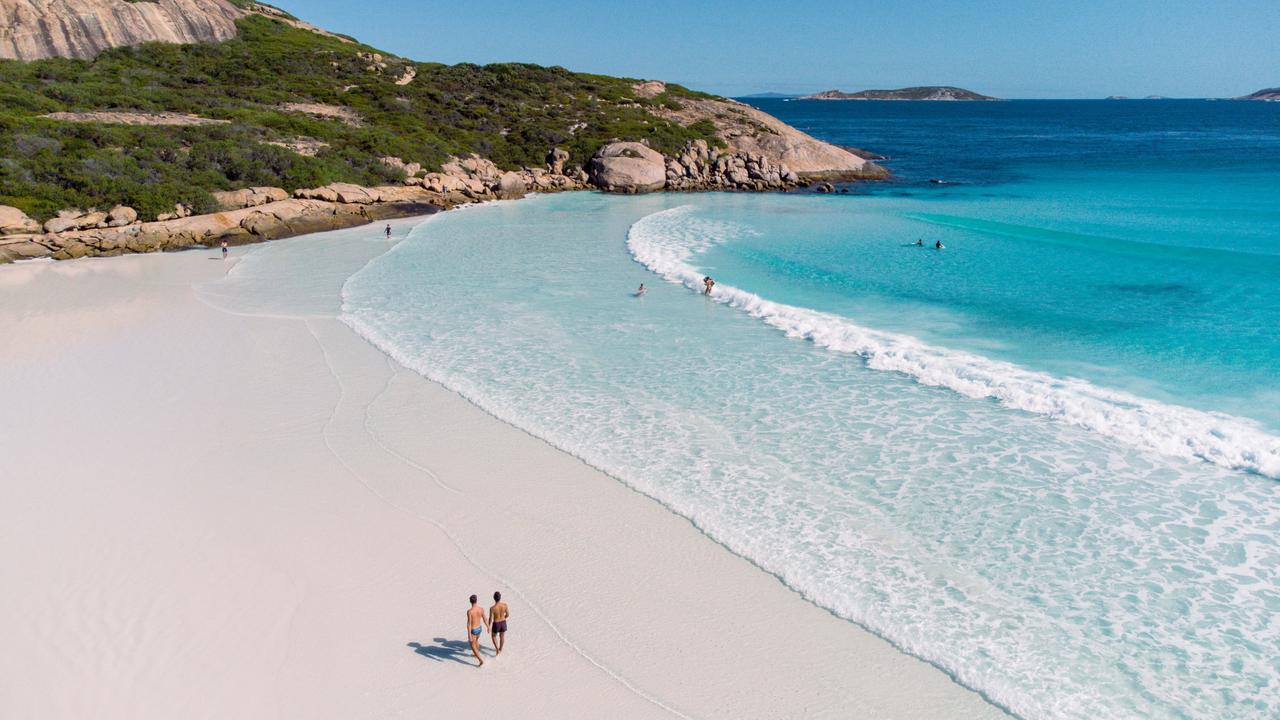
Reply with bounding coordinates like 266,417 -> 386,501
2,137 -> 887,267
0,217 -> 1006,719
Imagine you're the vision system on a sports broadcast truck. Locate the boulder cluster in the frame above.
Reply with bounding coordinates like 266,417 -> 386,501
402,154 -> 588,201
38,205 -> 138,233
588,140 -> 802,194
0,152 -> 590,263
0,138 -> 872,264
664,139 -> 801,191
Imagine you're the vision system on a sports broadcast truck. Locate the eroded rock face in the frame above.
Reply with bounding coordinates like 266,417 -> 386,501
441,155 -> 501,183
106,205 -> 137,227
212,187 -> 289,211
0,205 -> 41,235
647,97 -> 887,181
546,147 -> 570,175
0,0 -> 246,61
587,142 -> 667,193
660,139 -> 807,192
44,209 -> 106,234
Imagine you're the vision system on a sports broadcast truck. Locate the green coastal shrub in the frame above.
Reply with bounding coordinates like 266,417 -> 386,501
0,15 -> 721,220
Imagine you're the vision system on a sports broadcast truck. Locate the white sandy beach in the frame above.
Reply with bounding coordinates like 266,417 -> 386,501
0,219 -> 1006,719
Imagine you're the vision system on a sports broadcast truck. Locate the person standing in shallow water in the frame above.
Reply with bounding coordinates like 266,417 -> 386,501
385,224 -> 392,238
703,276 -> 715,295
221,240 -> 228,258
466,594 -> 487,667
488,591 -> 509,655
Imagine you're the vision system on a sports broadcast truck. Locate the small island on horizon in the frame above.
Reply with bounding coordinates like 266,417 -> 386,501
1239,87 -> 1280,101
801,86 -> 997,101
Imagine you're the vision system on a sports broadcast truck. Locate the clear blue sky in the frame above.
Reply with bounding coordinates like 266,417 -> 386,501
270,0 -> 1277,98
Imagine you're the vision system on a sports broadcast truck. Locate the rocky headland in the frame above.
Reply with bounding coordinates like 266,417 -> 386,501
0,2 -> 886,264
1,129 -> 883,263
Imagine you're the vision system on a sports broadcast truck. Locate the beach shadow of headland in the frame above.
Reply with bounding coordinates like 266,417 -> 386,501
408,637 -> 475,665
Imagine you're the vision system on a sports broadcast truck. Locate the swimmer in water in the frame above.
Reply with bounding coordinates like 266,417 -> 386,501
915,238 -> 923,246
636,283 -> 647,296
703,276 -> 715,295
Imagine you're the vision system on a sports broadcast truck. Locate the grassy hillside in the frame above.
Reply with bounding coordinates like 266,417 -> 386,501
0,15 -> 721,220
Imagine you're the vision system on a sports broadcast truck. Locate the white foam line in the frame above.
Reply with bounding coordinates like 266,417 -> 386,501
627,205 -> 1280,480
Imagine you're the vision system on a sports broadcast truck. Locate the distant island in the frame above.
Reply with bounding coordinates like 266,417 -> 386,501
801,86 -> 997,101
1239,87 -> 1280,101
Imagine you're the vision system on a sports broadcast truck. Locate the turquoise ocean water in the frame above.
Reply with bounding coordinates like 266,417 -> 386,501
341,101 -> 1280,718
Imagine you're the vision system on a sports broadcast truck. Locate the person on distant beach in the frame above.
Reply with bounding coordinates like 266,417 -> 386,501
636,283 -> 647,297
384,224 -> 392,238
935,240 -> 945,249
703,276 -> 715,295
488,591 -> 509,655
221,240 -> 228,258
466,594 -> 487,667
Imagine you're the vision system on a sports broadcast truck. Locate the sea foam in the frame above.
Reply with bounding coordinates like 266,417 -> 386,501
627,205 -> 1280,479
340,193 -> 1280,718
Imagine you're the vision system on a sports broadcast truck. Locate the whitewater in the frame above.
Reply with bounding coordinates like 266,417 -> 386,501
627,205 -> 1280,479
340,190 -> 1280,720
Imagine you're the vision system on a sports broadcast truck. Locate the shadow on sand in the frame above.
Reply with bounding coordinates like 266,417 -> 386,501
408,637 -> 480,666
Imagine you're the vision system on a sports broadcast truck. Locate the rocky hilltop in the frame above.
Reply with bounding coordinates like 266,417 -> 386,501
0,0 -> 246,61
1239,87 -> 1280,101
0,4 -> 884,264
803,86 -> 996,101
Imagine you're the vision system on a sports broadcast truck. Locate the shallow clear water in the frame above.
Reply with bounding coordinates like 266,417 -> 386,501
341,101 -> 1280,719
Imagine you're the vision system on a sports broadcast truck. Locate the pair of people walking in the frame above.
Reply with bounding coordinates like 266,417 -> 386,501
466,592 -> 509,667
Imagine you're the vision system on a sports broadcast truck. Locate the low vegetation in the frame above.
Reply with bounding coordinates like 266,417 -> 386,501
0,15 -> 720,220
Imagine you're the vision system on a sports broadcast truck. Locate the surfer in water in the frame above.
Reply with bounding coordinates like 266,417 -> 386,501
636,283 -> 647,297
703,276 -> 715,295
915,238 -> 923,246
935,240 -> 945,249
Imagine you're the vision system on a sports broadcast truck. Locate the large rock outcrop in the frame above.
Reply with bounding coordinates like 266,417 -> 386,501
0,190 -> 439,263
661,139 -> 803,191
0,0 -> 245,61
0,205 -> 40,235
212,186 -> 290,211
641,86 -> 885,181
0,159 -> 593,264
587,142 -> 667,193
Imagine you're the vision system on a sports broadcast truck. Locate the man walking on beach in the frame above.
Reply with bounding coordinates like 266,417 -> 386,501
466,594 -> 487,667
488,591 -> 509,656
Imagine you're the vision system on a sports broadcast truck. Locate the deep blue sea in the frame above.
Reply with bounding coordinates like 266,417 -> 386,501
335,99 -> 1280,719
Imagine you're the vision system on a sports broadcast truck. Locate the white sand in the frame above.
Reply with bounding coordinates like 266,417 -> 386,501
0,223 -> 1007,719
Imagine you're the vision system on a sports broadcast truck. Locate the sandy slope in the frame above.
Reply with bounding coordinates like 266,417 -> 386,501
0,220 -> 1006,719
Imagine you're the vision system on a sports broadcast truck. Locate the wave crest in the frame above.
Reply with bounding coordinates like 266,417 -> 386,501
627,205 -> 1280,479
